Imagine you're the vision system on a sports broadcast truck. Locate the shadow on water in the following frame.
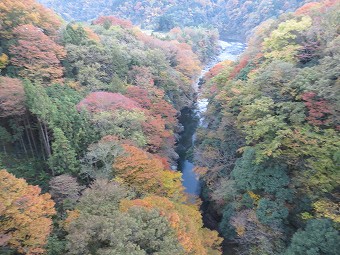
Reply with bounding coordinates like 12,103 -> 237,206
176,107 -> 201,195
176,41 -> 246,255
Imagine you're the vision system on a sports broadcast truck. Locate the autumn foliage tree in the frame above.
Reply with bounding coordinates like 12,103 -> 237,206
113,144 -> 185,202
0,77 -> 26,118
10,24 -> 66,83
93,16 -> 133,29
0,0 -> 62,39
0,170 -> 55,254
120,196 -> 222,255
77,92 -> 142,113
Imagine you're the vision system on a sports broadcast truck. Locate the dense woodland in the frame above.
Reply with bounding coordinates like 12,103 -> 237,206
0,0 -> 339,255
196,0 -> 340,254
0,0 -> 222,254
38,0 -> 316,41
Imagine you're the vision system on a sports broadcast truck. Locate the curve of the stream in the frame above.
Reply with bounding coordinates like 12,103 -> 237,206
176,41 -> 246,196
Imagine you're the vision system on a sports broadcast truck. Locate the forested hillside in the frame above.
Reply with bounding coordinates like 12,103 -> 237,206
196,1 -> 340,254
0,1 -> 222,254
38,0 -> 316,41
1,0 -> 339,255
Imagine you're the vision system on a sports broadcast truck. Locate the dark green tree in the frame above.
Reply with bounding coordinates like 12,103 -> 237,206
48,128 -> 79,175
62,23 -> 88,46
256,198 -> 288,226
232,148 -> 291,199
284,219 -> 340,255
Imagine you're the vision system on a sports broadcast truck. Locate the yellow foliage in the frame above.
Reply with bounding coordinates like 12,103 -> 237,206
0,53 -> 9,69
0,169 -> 55,254
313,199 -> 340,223
113,145 -> 186,202
63,209 -> 80,230
301,212 -> 313,220
120,196 -> 222,255
248,191 -> 260,204
263,16 -> 313,62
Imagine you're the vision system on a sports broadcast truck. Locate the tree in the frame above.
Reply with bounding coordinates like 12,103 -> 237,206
93,16 -> 133,29
121,196 -> 222,255
0,77 -> 26,118
49,174 -> 83,210
0,170 -> 55,254
77,92 -> 142,113
284,219 -> 340,255
263,16 -> 313,62
256,198 -> 289,226
0,0 -> 62,39
10,24 -> 66,83
48,128 -> 79,176
65,180 -> 183,255
231,148 -> 291,199
0,127 -> 11,155
113,145 -> 185,202
62,23 -> 88,46
81,136 -> 124,179
0,53 -> 9,69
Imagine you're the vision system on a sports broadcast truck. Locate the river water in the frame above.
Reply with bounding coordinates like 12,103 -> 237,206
176,41 -> 245,196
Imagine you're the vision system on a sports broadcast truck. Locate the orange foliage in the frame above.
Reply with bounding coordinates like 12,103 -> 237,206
0,170 -> 55,254
82,26 -> 101,42
93,16 -> 133,29
10,24 -> 66,83
120,196 -> 222,255
126,86 -> 177,127
125,85 -> 177,152
205,60 -> 233,80
174,42 -> 201,78
63,210 -> 80,230
113,145 -> 186,201
295,0 -> 338,15
229,55 -> 250,79
0,0 -> 62,39
135,31 -> 201,79
295,2 -> 323,15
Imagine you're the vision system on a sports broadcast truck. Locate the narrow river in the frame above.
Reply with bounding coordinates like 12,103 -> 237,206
177,40 -> 246,195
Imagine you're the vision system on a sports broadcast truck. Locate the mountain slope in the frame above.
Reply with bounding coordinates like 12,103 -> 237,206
38,0 -> 316,41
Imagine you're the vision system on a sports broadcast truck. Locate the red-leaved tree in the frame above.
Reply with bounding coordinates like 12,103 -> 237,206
10,24 -> 66,84
0,77 -> 26,118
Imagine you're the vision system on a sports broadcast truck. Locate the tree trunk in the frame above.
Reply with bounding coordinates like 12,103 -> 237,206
26,115 -> 39,156
20,135 -> 27,156
24,118 -> 35,158
38,120 -> 50,158
44,122 -> 51,156
3,144 -> 7,156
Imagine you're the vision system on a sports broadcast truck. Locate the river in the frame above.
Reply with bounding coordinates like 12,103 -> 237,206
176,40 -> 246,195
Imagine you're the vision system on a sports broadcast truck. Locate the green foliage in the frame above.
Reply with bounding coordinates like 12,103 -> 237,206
62,23 -> 89,46
0,154 -> 50,190
48,128 -> 79,175
256,198 -> 288,226
263,16 -> 312,62
47,234 -> 67,255
284,219 -> 340,255
93,110 -> 147,147
81,137 -> 124,179
232,148 -> 291,199
66,180 -> 183,255
38,0 -> 312,41
219,204 -> 237,239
